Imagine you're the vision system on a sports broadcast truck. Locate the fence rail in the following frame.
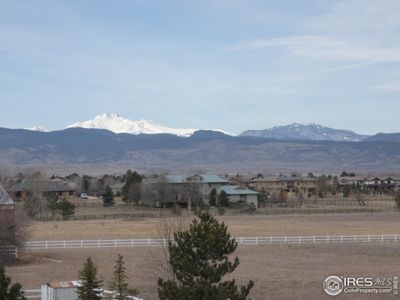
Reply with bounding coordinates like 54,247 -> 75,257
0,245 -> 17,258
23,234 -> 400,250
24,289 -> 41,299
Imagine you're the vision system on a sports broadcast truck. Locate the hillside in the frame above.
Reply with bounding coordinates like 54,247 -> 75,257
0,127 -> 400,172
240,123 -> 369,142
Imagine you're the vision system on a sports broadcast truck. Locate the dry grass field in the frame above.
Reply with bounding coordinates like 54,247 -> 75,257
64,194 -> 396,217
7,243 -> 400,300
25,212 -> 400,240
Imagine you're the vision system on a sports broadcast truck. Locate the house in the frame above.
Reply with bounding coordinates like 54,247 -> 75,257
0,185 -> 15,253
217,185 -> 259,206
250,175 -> 317,197
7,179 -> 75,201
0,185 -> 15,226
364,177 -> 400,193
229,174 -> 260,188
150,174 -> 230,207
338,176 -> 366,186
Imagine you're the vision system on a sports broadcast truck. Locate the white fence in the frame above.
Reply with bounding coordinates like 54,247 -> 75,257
0,245 -> 17,258
23,234 -> 400,250
24,289 -> 41,299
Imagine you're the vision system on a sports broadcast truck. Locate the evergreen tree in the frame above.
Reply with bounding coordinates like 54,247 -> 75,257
0,265 -> 26,300
158,212 -> 254,300
217,191 -> 229,207
102,185 -> 115,207
109,255 -> 139,300
55,199 -> 75,220
208,188 -> 217,206
121,170 -> 143,204
77,257 -> 103,300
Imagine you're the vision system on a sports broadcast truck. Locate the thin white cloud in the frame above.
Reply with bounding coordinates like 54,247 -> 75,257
226,35 -> 400,64
308,61 -> 380,75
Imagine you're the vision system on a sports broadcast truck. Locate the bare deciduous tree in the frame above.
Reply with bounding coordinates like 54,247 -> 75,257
146,215 -> 190,284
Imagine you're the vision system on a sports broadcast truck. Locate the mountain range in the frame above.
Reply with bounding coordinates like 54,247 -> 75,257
27,113 -> 378,142
0,123 -> 400,172
240,123 -> 369,142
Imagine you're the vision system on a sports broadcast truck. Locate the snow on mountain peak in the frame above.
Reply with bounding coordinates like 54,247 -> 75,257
26,125 -> 48,132
67,113 -> 198,137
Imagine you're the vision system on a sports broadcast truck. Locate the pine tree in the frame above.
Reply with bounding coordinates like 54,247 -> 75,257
0,265 -> 26,300
55,199 -> 75,220
208,188 -> 217,206
77,257 -> 103,300
121,170 -> 143,204
217,190 -> 229,207
109,255 -> 139,300
158,212 -> 254,300
103,185 -> 115,207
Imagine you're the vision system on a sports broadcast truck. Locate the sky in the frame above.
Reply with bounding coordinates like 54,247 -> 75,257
0,0 -> 399,135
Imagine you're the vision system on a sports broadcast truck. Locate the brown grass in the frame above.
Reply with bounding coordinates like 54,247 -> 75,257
25,212 -> 400,240
6,243 -> 400,300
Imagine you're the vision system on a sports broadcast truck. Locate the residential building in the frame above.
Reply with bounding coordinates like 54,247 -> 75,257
140,174 -> 231,207
250,175 -> 317,197
338,176 -> 366,186
0,185 -> 15,225
217,185 -> 259,206
364,177 -> 400,193
7,179 -> 75,201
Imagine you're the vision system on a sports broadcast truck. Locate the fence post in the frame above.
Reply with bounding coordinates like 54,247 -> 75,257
64,240 -> 66,248
115,240 -> 117,247
15,247 -> 18,258
255,237 -> 258,245
46,240 -> 48,249
80,240 -> 83,248
313,236 -> 315,243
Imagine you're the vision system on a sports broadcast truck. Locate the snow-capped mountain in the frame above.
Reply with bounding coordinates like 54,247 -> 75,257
240,123 -> 369,142
26,125 -> 48,132
66,113 -> 198,137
